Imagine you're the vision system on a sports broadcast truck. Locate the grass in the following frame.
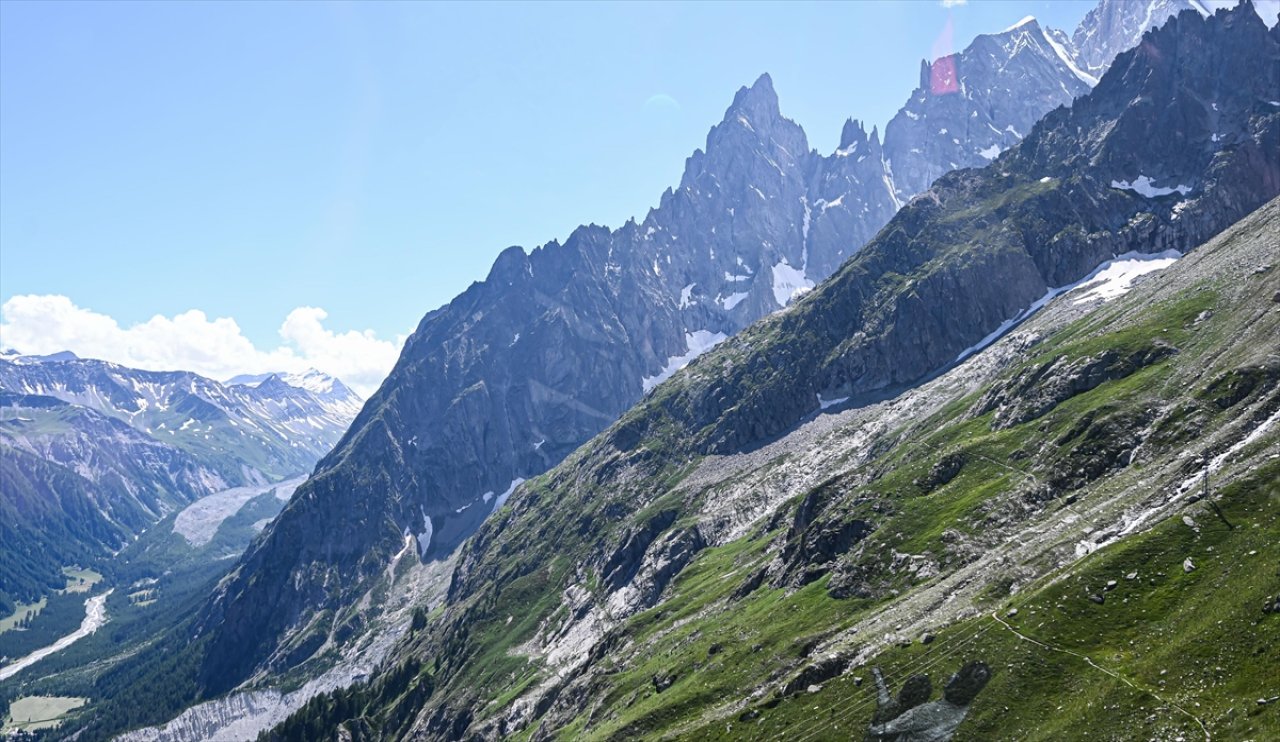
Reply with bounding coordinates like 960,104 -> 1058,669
0,598 -> 47,635
61,567 -> 103,595
518,279 -> 1270,739
3,696 -> 88,733
554,534 -> 878,740
677,460 -> 1280,741
472,299 -> 1261,739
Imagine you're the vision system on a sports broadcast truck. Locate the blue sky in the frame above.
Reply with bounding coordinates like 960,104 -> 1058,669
1,0 -> 1105,389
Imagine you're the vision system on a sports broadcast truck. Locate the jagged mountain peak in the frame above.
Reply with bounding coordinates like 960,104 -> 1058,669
1013,0 -> 1277,193
884,7 -> 1096,201
1001,14 -> 1040,33
1072,0 -> 1212,75
226,367 -> 359,402
838,117 -> 876,152
727,71 -> 779,120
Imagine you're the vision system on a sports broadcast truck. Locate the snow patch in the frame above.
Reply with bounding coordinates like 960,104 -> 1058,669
492,477 -> 527,512
642,330 -> 728,392
954,250 -> 1181,364
720,291 -> 749,311
1039,26 -> 1099,85
817,393 -> 849,410
977,143 -> 1003,160
416,512 -> 434,557
1070,250 -> 1181,305
771,260 -> 814,308
679,283 -> 696,309
1110,175 -> 1192,198
1002,15 -> 1036,33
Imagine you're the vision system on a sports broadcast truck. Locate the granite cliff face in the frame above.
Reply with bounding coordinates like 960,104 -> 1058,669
882,16 -> 1096,202
196,72 -> 892,691
1072,0 -> 1212,76
186,0 -> 1266,697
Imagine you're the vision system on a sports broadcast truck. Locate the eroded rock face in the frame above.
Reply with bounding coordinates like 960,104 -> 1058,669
601,510 -> 678,592
972,344 -> 1178,429
780,653 -> 855,697
605,526 -> 707,618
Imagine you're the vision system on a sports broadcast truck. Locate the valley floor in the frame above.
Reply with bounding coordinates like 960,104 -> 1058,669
0,590 -> 110,682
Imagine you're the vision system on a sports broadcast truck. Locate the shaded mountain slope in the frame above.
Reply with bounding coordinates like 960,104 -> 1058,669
620,2 -> 1278,459
0,448 -> 128,611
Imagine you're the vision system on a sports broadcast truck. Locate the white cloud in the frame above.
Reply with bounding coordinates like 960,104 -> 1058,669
0,295 -> 404,397
939,0 -> 967,7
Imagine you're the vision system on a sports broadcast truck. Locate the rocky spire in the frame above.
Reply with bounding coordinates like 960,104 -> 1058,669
727,72 -> 780,124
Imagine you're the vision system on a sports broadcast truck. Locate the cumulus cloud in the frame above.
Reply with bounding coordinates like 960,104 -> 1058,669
939,0 -> 967,7
0,294 -> 404,397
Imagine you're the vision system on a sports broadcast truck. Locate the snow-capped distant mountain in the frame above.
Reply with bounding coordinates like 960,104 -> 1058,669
0,357 -> 363,612
0,357 -> 362,494
1,349 -> 82,364
226,368 -> 364,423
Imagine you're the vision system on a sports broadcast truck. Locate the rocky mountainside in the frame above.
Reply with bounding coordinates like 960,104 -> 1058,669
0,356 -> 361,614
881,15 -> 1096,202
391,195 -> 1277,742
231,6 -> 1277,740
0,447 -> 129,614
180,2 -> 1174,701
1072,0 -> 1211,76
